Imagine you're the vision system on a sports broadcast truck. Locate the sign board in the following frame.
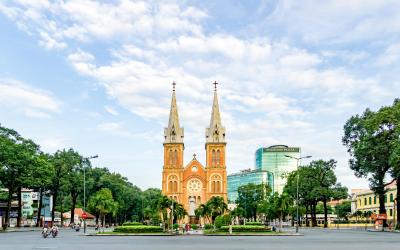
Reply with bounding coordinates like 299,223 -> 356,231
263,147 -> 300,153
82,212 -> 87,219
371,214 -> 387,220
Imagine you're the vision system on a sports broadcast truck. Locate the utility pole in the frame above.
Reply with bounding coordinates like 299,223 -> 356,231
284,155 -> 312,233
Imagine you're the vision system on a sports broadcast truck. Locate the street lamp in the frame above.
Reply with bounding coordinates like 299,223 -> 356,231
82,155 -> 98,234
284,155 -> 312,233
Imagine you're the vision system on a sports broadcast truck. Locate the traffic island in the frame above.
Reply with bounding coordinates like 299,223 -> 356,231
203,225 -> 303,236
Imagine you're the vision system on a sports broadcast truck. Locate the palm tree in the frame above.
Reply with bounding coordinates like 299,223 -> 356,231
157,196 -> 172,232
206,196 -> 228,228
173,202 -> 187,223
195,203 -> 211,224
275,192 -> 292,232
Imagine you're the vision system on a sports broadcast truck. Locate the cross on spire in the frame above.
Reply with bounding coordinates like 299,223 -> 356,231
193,153 -> 196,159
172,81 -> 176,91
213,81 -> 218,91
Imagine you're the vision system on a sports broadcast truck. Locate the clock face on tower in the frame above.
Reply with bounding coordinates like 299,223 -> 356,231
187,179 -> 202,193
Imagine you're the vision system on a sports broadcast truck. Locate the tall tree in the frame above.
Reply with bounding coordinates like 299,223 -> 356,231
386,99 -> 400,229
88,188 -> 118,226
30,153 -> 53,227
0,126 -> 40,229
308,159 -> 348,228
236,183 -> 271,220
343,103 -> 399,227
50,149 -> 81,225
65,154 -> 84,225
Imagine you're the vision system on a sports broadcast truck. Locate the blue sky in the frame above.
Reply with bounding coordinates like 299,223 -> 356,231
1,0 -> 399,191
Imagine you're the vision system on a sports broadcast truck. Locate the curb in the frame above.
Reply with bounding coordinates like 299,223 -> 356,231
204,233 -> 303,236
86,233 -> 176,236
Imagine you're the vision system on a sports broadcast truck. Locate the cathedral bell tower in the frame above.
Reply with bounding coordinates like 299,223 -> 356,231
205,81 -> 227,201
162,82 -> 184,202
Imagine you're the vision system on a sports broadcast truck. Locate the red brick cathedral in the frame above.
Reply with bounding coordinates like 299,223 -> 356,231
162,82 -> 227,221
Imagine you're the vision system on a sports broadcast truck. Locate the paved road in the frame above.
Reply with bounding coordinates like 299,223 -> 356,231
1,228 -> 399,250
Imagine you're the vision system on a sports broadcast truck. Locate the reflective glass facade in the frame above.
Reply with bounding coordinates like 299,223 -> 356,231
227,169 -> 273,203
255,145 -> 300,194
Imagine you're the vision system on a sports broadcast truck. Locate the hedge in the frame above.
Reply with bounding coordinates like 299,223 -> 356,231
113,226 -> 163,233
245,222 -> 263,226
218,225 -> 271,232
122,222 -> 143,226
204,224 -> 213,230
190,224 -> 198,230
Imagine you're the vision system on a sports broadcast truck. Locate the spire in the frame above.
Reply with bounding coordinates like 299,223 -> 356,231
206,81 -> 225,143
164,82 -> 184,143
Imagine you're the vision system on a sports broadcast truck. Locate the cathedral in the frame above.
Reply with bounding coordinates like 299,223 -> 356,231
162,82 -> 227,221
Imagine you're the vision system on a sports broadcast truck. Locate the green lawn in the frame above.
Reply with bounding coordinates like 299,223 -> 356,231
96,231 -> 172,235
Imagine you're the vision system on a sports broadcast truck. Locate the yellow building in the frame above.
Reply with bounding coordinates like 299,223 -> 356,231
162,83 -> 227,222
351,181 -> 397,221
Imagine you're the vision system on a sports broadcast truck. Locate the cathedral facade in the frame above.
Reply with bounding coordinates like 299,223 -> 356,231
162,83 -> 227,220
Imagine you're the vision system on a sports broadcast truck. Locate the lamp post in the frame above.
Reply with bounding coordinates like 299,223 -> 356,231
82,155 -> 98,234
284,155 -> 312,233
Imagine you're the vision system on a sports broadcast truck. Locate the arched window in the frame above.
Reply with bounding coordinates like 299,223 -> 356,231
173,150 -> 178,165
169,150 -> 173,165
390,193 -> 394,202
212,149 -> 216,165
210,174 -> 222,193
168,175 -> 178,193
216,150 -> 220,165
169,181 -> 173,192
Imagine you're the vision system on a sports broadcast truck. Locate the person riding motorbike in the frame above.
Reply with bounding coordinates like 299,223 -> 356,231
42,226 -> 49,238
51,225 -> 59,238
74,223 -> 80,232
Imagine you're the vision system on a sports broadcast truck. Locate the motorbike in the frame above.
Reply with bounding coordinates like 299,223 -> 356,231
51,227 -> 58,238
42,227 -> 49,238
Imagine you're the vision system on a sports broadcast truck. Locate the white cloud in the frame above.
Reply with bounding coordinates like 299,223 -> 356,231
0,78 -> 61,118
265,0 -> 400,44
104,106 -> 119,116
377,43 -> 400,66
0,0 -> 207,49
3,0 -> 397,191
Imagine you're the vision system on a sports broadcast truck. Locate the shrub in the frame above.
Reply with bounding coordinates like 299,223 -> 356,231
246,221 -> 263,226
122,222 -> 142,226
113,225 -> 163,233
214,215 -> 231,228
218,225 -> 271,232
204,224 -> 213,230
173,223 -> 179,230
191,224 -> 198,230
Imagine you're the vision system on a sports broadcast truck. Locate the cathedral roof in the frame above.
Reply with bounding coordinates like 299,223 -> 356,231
164,83 -> 184,143
206,82 -> 226,143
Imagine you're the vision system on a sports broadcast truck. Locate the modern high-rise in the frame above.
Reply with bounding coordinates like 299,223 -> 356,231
227,169 -> 273,203
255,145 -> 300,194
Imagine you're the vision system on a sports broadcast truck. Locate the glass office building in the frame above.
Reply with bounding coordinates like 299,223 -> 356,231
227,169 -> 273,203
255,145 -> 300,194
